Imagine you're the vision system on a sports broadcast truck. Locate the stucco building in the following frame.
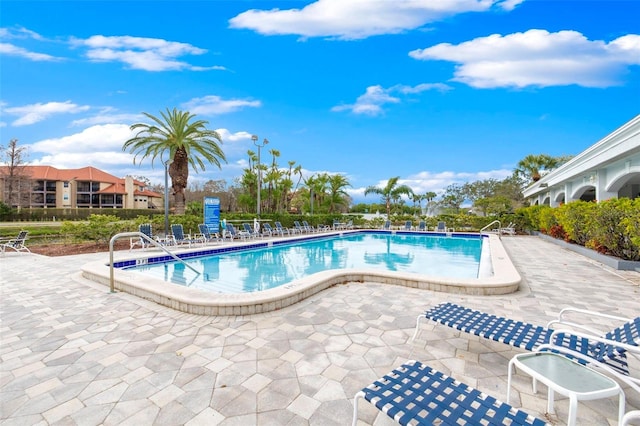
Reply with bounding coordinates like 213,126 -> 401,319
0,165 -> 163,209
523,114 -> 640,206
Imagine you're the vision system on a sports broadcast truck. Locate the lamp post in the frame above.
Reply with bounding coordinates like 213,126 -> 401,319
252,135 -> 269,216
163,158 -> 172,237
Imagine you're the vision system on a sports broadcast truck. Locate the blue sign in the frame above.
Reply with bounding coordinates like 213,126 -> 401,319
203,197 -> 220,233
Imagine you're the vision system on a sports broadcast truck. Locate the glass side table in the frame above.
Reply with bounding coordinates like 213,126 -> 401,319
507,352 -> 625,426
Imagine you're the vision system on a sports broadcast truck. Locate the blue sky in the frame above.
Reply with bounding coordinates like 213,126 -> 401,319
1,0 -> 639,204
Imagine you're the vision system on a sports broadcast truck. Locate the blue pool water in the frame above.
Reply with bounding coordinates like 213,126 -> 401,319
126,232 -> 485,294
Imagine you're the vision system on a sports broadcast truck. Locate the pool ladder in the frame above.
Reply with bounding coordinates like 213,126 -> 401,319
480,220 -> 501,238
108,231 -> 200,293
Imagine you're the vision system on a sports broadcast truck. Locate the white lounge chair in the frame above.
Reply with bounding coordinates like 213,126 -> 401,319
501,222 -> 516,235
226,223 -> 249,240
0,230 -> 30,254
622,410 -> 640,425
274,221 -> 294,236
353,360 -> 548,426
130,223 -> 153,250
413,302 -> 640,394
171,224 -> 198,247
242,222 -> 262,239
197,224 -> 221,244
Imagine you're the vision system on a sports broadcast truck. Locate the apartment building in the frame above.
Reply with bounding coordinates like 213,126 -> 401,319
0,165 -> 163,209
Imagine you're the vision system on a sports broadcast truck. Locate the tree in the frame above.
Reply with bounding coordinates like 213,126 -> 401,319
440,183 -> 466,214
423,191 -> 437,216
364,176 -> 413,218
515,154 -> 570,184
0,138 -> 31,208
326,174 -> 351,213
123,108 -> 226,214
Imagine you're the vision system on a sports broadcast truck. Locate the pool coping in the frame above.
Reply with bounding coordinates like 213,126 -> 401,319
81,231 -> 521,316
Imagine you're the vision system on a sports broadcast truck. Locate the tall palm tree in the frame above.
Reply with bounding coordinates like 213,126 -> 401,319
515,154 -> 563,183
424,191 -> 437,216
327,174 -> 351,213
364,176 -> 413,218
123,108 -> 226,214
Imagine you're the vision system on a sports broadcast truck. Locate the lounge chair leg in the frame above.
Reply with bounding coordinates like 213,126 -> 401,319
411,314 -> 426,341
352,391 -> 363,426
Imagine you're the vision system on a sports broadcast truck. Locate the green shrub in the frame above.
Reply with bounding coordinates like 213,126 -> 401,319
518,205 -> 551,232
60,214 -> 128,244
537,206 -> 558,235
555,201 -> 596,245
589,198 -> 640,261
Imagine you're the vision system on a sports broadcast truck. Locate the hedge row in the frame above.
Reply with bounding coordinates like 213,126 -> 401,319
518,198 -> 640,261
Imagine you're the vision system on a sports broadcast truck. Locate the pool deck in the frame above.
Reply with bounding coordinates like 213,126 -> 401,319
1,235 -> 639,425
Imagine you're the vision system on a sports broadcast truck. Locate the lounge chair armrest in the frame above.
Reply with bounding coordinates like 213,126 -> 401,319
549,328 -> 640,354
558,307 -> 632,323
546,307 -> 633,334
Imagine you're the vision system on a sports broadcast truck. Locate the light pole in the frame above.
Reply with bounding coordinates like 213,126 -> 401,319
252,135 -> 268,216
163,158 -> 172,237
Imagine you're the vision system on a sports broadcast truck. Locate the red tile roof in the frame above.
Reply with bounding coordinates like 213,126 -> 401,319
0,165 -> 162,197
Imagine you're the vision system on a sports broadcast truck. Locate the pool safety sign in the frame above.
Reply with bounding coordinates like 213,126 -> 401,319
203,197 -> 220,233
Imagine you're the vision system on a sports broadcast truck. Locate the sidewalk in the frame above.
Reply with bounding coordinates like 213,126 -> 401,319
1,236 -> 638,425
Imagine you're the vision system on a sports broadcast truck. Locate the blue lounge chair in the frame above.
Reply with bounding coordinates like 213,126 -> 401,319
413,302 -> 640,393
261,222 -> 274,237
274,221 -> 293,236
226,223 -> 249,240
0,230 -> 30,254
242,222 -> 262,239
171,224 -> 198,247
197,224 -> 221,244
417,220 -> 427,232
435,221 -> 447,232
382,220 -> 391,230
130,223 -> 154,250
302,220 -> 316,233
293,220 -> 308,234
353,360 -> 548,426
403,220 -> 412,231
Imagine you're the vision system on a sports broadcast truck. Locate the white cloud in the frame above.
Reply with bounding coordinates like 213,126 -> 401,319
29,123 -> 133,153
229,0 -> 521,40
69,108 -> 143,127
350,169 -> 513,202
3,101 -> 90,126
72,35 -> 226,72
409,30 -> 640,88
0,27 -> 61,61
181,95 -> 262,115
30,152 -> 135,170
332,83 -> 450,115
0,42 -> 60,61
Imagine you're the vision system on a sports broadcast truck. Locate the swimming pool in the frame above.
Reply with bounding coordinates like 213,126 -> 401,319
125,232 -> 484,294
81,230 -> 521,315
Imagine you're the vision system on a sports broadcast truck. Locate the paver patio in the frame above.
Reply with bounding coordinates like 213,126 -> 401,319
1,236 -> 638,425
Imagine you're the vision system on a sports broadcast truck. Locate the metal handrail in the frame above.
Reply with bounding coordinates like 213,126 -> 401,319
109,231 -> 200,293
480,220 -> 501,235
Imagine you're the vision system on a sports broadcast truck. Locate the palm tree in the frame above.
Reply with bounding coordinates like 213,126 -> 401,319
364,176 -> 413,218
515,154 -> 564,183
327,174 -> 351,213
123,108 -> 226,215
424,191 -> 437,216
